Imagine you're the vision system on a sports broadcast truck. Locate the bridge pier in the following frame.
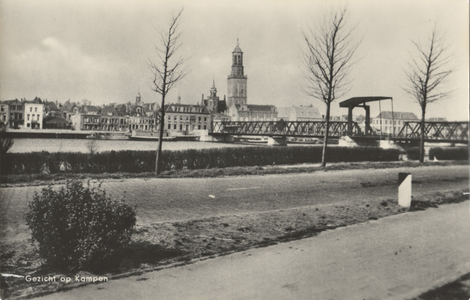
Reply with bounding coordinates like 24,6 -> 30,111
378,139 -> 403,150
267,137 -> 287,146
338,136 -> 360,147
207,135 -> 234,142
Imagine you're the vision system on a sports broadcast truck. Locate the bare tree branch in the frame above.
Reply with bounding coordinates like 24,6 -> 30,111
302,7 -> 361,167
149,8 -> 188,175
403,25 -> 453,162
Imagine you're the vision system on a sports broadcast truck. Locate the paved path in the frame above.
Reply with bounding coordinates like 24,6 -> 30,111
36,201 -> 470,300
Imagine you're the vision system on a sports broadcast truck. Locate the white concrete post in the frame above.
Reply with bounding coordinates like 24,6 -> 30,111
398,172 -> 412,207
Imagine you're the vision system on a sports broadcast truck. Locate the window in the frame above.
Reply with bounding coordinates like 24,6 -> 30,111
27,114 -> 30,121
1,107 -> 3,112
174,116 -> 177,120
173,124 -> 177,129
30,107 -> 32,112
35,107 -> 37,112
180,124 -> 183,130
168,124 -> 171,129
203,125 -> 207,130
198,125 -> 201,130
204,117 -> 207,122
198,117 -> 201,122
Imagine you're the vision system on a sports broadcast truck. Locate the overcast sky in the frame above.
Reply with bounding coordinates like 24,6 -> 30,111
0,0 -> 468,120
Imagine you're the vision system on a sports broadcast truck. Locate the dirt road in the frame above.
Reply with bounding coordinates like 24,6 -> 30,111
1,165 -> 467,241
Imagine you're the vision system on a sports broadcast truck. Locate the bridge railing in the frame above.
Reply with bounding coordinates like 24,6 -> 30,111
395,121 -> 468,142
211,120 -> 362,137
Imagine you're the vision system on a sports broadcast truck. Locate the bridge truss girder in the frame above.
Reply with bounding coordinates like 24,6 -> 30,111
211,121 -> 362,137
211,120 -> 468,143
394,121 -> 468,143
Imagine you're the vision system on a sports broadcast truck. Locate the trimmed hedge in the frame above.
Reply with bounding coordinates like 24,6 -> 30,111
2,147 -> 400,175
404,146 -> 468,161
405,147 -> 421,160
429,147 -> 468,161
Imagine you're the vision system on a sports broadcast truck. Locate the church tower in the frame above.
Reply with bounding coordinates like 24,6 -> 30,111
203,80 -> 220,113
227,40 -> 247,107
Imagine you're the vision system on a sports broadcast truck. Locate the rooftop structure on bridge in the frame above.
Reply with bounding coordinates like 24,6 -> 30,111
339,96 -> 393,136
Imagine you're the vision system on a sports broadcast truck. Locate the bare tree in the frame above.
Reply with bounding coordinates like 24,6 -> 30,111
404,27 -> 453,163
303,8 -> 360,167
81,99 -> 91,106
149,8 -> 187,175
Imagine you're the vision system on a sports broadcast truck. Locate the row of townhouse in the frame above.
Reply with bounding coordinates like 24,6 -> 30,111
67,103 -> 158,132
0,98 -> 45,129
65,94 -> 210,134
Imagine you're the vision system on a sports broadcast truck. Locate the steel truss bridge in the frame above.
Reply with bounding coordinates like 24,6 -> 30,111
210,120 -> 468,144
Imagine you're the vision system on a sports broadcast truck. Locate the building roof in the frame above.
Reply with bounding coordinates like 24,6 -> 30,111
23,97 -> 43,104
291,106 -> 321,118
375,111 -> 418,120
246,104 -> 277,112
233,43 -> 242,53
82,105 -> 101,114
115,104 -> 128,116
101,106 -> 118,116
1,99 -> 22,105
339,96 -> 392,107
163,103 -> 210,114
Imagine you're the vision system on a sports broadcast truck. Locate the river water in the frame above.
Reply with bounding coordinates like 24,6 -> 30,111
9,138 -> 265,153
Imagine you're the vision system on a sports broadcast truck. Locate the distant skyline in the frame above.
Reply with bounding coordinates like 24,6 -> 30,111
0,0 -> 468,120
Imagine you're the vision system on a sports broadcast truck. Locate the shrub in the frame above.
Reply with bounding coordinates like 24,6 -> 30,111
25,181 -> 136,272
429,147 -> 468,160
405,147 -> 421,160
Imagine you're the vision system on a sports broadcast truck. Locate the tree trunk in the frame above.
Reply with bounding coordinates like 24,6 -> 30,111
419,106 -> 426,163
321,103 -> 331,168
155,96 -> 166,175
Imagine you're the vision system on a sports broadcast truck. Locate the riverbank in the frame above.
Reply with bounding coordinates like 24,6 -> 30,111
8,138 -> 256,153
